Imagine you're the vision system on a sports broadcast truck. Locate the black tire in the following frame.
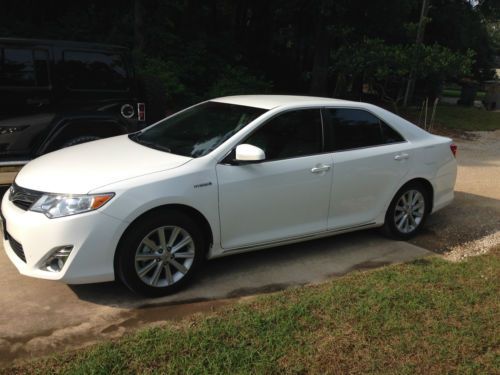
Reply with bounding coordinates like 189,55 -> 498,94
382,181 -> 430,240
62,135 -> 100,148
116,209 -> 206,297
137,75 -> 167,125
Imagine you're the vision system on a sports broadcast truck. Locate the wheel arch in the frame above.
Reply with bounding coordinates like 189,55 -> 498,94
113,203 -> 214,274
397,177 -> 434,213
38,117 -> 128,154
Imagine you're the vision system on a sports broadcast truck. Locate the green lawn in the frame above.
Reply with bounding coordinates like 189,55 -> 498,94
402,104 -> 500,131
442,88 -> 485,99
5,250 -> 499,375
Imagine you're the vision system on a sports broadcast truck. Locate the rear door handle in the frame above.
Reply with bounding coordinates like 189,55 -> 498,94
311,164 -> 331,174
394,153 -> 409,161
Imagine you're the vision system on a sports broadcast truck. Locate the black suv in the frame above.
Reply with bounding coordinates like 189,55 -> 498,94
0,38 -> 165,165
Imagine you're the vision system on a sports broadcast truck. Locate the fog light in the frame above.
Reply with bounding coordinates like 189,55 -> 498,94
43,246 -> 73,272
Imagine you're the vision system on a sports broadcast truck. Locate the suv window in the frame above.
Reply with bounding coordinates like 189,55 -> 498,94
245,109 -> 322,161
323,108 -> 404,151
62,50 -> 128,91
0,48 -> 49,88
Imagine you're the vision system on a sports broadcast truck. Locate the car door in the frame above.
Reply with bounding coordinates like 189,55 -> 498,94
216,108 -> 333,249
322,108 -> 411,229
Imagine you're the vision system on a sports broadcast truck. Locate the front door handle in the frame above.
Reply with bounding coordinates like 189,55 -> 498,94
394,153 -> 409,161
311,164 -> 331,174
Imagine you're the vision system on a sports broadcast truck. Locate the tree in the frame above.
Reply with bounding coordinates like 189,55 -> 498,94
0,0 -> 493,108
332,40 -> 474,112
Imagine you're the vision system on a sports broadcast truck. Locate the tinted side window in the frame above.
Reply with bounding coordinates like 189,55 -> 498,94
63,50 -> 128,91
324,108 -> 403,151
33,49 -> 50,87
0,48 -> 36,86
0,48 -> 50,88
380,121 -> 404,143
245,109 -> 322,161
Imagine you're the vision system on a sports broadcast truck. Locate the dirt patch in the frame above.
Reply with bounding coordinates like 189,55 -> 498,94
0,298 -> 231,368
226,283 -> 292,298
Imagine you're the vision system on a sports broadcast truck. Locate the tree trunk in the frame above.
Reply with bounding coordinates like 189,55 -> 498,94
134,0 -> 145,51
403,0 -> 430,106
309,10 -> 329,96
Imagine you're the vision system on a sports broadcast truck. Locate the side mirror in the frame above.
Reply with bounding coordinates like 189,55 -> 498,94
235,144 -> 265,163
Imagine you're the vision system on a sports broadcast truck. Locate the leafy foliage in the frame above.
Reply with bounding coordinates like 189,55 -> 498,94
332,39 -> 475,110
208,66 -> 273,98
0,0 -> 495,108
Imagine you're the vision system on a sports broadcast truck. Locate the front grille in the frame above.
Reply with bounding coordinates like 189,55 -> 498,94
9,182 -> 43,211
7,231 -> 26,263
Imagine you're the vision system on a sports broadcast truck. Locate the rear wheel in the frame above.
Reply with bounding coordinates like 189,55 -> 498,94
382,182 -> 429,240
116,210 -> 205,297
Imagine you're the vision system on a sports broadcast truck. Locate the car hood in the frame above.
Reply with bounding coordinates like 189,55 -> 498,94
15,135 -> 192,194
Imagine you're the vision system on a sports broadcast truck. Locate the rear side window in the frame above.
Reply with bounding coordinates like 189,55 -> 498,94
245,109 -> 322,161
0,48 -> 49,87
62,50 -> 128,91
323,108 -> 404,151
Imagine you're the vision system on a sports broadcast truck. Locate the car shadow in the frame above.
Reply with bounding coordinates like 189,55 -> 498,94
66,191 -> 498,308
68,229 -> 388,308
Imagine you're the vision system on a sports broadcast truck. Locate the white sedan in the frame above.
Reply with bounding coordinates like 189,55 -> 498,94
1,95 -> 457,296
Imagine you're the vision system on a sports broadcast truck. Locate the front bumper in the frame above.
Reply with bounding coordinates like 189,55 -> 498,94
1,191 -> 124,284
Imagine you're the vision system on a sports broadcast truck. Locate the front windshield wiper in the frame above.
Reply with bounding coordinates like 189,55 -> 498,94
129,134 -> 172,153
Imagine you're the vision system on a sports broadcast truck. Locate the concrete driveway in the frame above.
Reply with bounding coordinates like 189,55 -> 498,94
0,230 -> 430,366
1,129 -> 499,367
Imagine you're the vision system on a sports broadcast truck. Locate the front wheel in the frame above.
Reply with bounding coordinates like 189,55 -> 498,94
382,182 -> 429,240
116,210 -> 206,297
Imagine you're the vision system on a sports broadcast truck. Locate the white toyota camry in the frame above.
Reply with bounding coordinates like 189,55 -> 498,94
1,95 -> 457,296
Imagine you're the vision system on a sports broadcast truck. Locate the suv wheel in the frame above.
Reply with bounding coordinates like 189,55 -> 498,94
62,136 -> 100,148
116,210 -> 205,297
382,182 -> 429,240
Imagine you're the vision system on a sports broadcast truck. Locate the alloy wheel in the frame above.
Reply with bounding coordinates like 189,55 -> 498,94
134,226 -> 195,287
394,189 -> 425,234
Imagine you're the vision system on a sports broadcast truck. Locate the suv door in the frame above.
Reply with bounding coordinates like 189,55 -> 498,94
0,46 -> 53,157
57,48 -> 133,113
322,108 -> 410,229
216,109 -> 333,249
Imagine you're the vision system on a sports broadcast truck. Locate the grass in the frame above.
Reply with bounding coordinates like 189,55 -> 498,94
4,250 -> 499,374
442,88 -> 485,99
402,104 -> 500,131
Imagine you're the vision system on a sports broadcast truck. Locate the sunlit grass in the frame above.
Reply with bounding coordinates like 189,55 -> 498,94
402,104 -> 500,131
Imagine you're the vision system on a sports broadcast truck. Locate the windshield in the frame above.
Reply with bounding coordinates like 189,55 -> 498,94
129,101 -> 266,157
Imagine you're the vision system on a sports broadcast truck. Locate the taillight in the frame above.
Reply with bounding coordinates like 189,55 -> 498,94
137,103 -> 146,122
450,144 -> 457,158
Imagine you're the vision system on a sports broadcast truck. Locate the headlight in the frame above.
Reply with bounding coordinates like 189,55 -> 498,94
30,193 -> 114,218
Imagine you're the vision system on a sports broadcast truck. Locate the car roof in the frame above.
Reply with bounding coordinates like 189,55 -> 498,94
210,95 -> 435,141
210,95 -> 348,110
